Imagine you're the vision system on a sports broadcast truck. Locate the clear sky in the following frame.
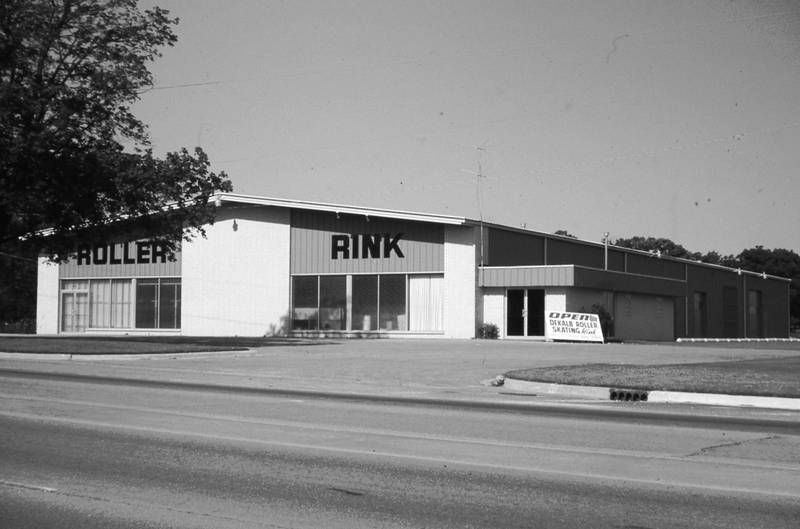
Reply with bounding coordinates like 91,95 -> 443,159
133,0 -> 800,255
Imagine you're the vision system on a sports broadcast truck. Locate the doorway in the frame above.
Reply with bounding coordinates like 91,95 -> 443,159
506,289 -> 545,337
61,291 -> 88,333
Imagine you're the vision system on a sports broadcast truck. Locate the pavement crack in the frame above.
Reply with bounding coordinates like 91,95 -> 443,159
686,435 -> 780,457
328,486 -> 366,497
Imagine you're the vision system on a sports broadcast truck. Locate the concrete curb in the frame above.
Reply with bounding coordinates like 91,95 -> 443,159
0,350 -> 249,361
502,377 -> 800,411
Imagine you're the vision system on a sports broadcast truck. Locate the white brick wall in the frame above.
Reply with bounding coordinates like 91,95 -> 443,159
36,257 -> 60,334
443,225 -> 478,338
481,287 -> 505,337
181,206 -> 290,336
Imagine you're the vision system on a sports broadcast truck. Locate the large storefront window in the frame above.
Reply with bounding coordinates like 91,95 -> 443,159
90,279 -> 132,328
320,275 -> 346,330
408,274 -> 443,331
291,273 -> 440,332
352,275 -> 378,331
60,278 -> 180,332
380,275 -> 407,330
292,276 -> 319,330
135,278 -> 181,329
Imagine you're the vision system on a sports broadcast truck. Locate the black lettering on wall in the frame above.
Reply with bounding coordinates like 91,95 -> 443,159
92,245 -> 107,265
122,243 -> 136,264
331,235 -> 350,259
151,244 -> 167,263
363,234 -> 381,258
108,244 -> 122,265
77,247 -> 91,265
136,242 -> 151,263
384,233 -> 404,258
330,233 -> 407,260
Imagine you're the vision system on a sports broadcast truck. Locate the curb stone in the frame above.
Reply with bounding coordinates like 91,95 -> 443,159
502,377 -> 800,411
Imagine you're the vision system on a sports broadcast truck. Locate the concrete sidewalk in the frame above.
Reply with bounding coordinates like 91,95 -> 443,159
2,339 -> 800,414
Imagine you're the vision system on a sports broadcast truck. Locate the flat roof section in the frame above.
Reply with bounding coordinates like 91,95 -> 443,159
480,265 -> 687,297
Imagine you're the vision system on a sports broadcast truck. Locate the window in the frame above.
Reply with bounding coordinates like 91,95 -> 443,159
91,279 -> 132,328
135,278 -> 182,329
291,275 -> 347,331
159,280 -> 181,329
135,280 -> 158,328
291,273 -> 437,332
319,275 -> 346,330
61,278 -> 180,331
379,275 -> 406,330
61,280 -> 89,333
352,275 -> 378,331
292,276 -> 319,330
409,275 -> 443,331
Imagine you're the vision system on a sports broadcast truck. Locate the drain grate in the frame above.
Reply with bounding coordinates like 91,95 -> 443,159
609,389 -> 649,402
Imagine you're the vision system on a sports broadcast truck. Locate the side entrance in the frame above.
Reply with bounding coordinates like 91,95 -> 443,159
506,289 -> 545,337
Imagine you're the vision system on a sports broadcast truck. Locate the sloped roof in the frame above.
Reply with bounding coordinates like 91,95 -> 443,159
214,193 -> 470,226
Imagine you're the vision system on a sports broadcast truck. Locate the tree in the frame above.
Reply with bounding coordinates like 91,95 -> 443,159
0,0 -> 232,260
0,0 -> 232,330
554,229 -> 577,239
615,236 -> 799,330
612,236 -> 701,260
732,246 -> 800,329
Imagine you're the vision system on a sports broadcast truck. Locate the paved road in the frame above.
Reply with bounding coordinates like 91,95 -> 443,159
2,372 -> 799,528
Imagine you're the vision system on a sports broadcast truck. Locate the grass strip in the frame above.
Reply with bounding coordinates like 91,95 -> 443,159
505,356 -> 800,398
0,336 -> 326,355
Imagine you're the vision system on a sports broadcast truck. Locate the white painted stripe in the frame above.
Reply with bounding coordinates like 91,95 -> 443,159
0,480 -> 58,493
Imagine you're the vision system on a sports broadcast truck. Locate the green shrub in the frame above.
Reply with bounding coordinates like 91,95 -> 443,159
478,323 -> 499,339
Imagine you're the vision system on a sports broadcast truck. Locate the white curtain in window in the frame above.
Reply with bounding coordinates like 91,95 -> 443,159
89,279 -> 131,328
409,275 -> 443,331
111,279 -> 132,328
90,280 -> 111,328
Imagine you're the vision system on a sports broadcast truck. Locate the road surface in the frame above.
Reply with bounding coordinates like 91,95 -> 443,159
1,370 -> 798,528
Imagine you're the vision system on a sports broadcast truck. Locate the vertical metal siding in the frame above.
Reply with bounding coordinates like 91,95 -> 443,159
546,239 -> 603,268
627,253 -> 685,280
59,242 -> 181,278
479,265 -> 575,287
486,228 -> 545,266
290,210 -> 444,274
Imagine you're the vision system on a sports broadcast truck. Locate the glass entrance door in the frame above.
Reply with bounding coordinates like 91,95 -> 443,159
61,292 -> 88,333
506,289 -> 545,337
506,289 -> 525,336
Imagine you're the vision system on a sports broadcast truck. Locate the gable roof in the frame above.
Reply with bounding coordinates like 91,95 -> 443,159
213,193 -> 470,226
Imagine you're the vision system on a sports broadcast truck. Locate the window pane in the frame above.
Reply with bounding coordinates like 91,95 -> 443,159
379,275 -> 406,330
352,275 -> 378,331
319,275 -> 346,330
62,280 -> 89,291
292,276 -> 318,330
90,280 -> 111,328
136,280 -> 158,329
159,282 -> 180,329
409,275 -> 443,331
110,280 -> 132,328
61,292 -> 88,332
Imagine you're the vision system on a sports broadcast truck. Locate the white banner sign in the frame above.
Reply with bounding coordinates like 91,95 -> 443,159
546,312 -> 604,343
